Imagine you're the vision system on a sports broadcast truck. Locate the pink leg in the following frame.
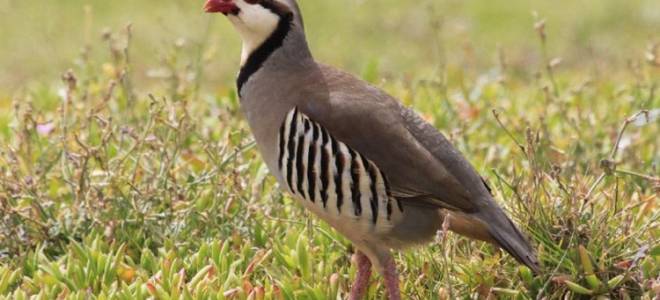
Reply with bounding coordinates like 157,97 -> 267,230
381,255 -> 401,300
349,251 -> 372,300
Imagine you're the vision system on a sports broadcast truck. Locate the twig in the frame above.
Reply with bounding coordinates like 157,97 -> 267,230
492,109 -> 526,153
533,15 -> 560,97
614,169 -> 660,183
609,110 -> 648,159
583,173 -> 606,202
583,110 -> 650,202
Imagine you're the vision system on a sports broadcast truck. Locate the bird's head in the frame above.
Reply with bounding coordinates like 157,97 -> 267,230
204,0 -> 303,65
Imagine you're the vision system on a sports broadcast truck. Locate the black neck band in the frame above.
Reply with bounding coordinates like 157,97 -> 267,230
237,8 -> 293,94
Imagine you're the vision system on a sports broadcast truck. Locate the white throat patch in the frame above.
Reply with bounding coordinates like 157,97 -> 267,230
228,1 -> 281,66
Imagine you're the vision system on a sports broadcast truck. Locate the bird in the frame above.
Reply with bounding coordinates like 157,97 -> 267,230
204,0 -> 540,299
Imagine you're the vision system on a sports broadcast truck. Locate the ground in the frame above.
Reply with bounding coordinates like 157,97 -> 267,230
0,0 -> 659,299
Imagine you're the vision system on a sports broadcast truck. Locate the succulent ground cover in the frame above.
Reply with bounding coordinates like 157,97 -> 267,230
0,0 -> 658,298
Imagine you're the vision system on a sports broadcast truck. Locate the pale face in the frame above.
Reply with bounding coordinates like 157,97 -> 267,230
205,0 -> 291,64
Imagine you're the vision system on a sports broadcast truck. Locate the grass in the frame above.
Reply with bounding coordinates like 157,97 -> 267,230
0,0 -> 659,299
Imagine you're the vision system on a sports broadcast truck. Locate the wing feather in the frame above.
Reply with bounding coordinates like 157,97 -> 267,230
300,65 -> 488,213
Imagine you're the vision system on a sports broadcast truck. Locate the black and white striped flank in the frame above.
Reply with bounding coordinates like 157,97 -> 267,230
278,108 -> 401,227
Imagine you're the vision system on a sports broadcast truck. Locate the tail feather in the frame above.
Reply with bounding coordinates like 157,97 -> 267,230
445,207 -> 540,273
477,207 -> 541,273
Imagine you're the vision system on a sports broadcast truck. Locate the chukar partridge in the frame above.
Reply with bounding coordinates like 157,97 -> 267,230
204,0 -> 540,299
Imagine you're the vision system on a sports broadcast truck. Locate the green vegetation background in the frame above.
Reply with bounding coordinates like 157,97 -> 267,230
0,0 -> 658,299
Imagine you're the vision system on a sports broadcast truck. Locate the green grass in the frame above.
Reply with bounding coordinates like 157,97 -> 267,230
1,0 -> 659,299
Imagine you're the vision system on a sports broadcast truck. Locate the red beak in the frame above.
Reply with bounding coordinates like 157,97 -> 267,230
204,0 -> 239,14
